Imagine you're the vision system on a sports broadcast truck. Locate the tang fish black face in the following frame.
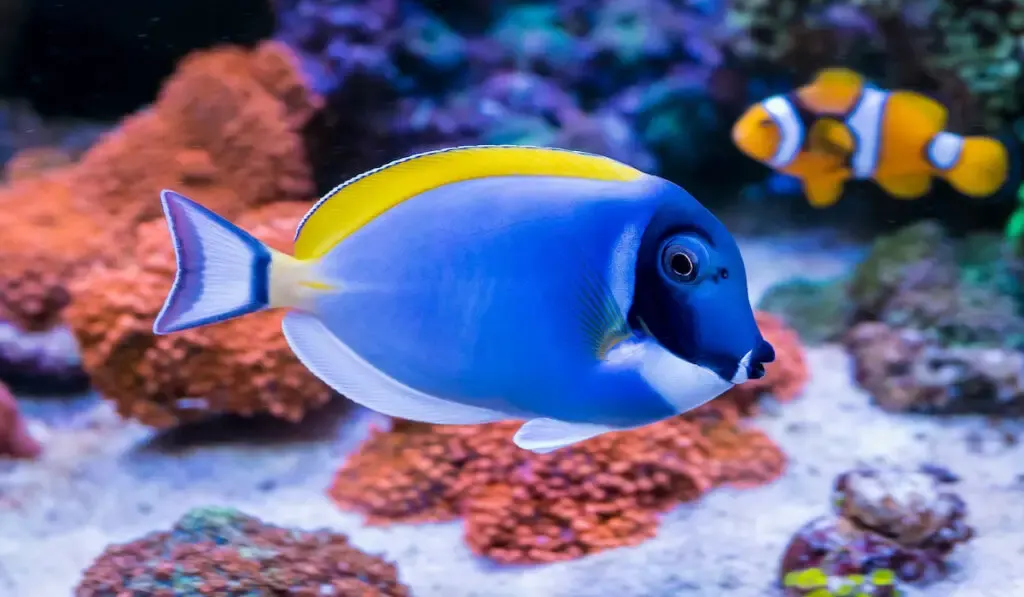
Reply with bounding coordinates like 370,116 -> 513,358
629,186 -> 775,385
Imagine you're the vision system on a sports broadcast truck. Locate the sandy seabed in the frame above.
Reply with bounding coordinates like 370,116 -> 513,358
1,235 -> 1022,597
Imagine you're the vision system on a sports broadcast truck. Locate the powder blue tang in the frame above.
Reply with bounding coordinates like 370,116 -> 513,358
150,145 -> 775,453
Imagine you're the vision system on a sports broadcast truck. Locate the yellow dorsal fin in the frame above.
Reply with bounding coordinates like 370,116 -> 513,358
812,67 -> 864,89
293,145 -> 646,259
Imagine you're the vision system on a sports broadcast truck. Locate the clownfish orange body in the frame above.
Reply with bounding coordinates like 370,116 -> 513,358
731,68 -> 1011,207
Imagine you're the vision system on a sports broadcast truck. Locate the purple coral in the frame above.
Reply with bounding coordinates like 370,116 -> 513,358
780,465 -> 974,587
273,0 -> 403,95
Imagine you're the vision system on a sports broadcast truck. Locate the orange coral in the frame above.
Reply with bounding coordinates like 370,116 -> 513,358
45,40 -> 333,426
0,173 -> 109,330
66,202 -> 333,427
0,40 -> 320,334
328,313 -> 806,564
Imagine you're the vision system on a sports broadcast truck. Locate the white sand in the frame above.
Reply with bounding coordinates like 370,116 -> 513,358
1,235 -> 1022,597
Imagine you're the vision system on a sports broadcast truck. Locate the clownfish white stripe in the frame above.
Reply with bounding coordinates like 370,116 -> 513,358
762,95 -> 804,169
926,132 -> 964,171
846,87 -> 888,179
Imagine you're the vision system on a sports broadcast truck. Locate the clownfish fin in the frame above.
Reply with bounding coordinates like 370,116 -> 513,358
941,135 -> 1010,198
812,67 -> 864,88
808,118 -> 855,156
875,173 -> 932,199
803,174 -> 847,208
798,68 -> 865,113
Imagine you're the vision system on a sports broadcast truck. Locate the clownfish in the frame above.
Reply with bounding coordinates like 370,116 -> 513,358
731,68 -> 1011,207
151,145 -> 775,453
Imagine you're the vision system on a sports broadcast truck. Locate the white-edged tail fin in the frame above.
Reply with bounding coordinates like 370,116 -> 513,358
153,190 -> 273,335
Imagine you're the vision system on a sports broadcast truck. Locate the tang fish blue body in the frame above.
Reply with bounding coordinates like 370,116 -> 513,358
153,145 -> 775,453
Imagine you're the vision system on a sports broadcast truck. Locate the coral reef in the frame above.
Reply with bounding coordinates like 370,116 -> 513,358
762,221 -> 1024,415
331,404 -> 785,564
6,41 -> 335,423
0,380 -> 39,458
74,506 -> 410,597
67,203 -> 332,427
846,322 -> 1024,415
845,223 -> 1024,414
274,0 -> 737,180
779,465 -> 973,592
845,223 -> 1022,346
328,312 -> 806,564
926,0 -> 1024,132
724,0 -> 1023,138
758,277 -> 854,344
0,40 -> 318,325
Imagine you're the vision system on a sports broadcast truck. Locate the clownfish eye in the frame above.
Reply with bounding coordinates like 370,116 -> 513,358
661,245 -> 699,283
758,118 -> 774,129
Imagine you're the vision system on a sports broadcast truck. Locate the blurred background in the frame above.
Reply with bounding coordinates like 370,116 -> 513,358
0,1 -> 1022,596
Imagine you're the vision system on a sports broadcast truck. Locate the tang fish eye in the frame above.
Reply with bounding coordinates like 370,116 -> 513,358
662,245 -> 699,283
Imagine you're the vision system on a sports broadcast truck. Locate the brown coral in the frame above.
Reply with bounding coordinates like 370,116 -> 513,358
75,506 -> 409,597
0,40 -> 320,335
66,202 -> 333,427
329,314 -> 807,564
845,321 -> 1024,415
0,380 -> 40,458
779,465 -> 974,587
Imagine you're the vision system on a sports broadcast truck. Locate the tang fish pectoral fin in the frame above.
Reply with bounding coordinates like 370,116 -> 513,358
281,311 -> 507,425
513,418 -> 620,453
573,224 -> 640,360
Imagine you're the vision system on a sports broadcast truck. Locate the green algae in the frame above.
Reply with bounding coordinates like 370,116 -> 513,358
782,566 -> 904,597
762,220 -> 1024,351
757,276 -> 852,344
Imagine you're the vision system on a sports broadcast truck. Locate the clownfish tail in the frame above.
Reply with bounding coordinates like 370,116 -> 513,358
928,132 -> 1010,198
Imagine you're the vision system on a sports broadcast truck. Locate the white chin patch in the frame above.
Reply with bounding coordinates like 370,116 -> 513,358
730,350 -> 753,385
632,340 -> 737,415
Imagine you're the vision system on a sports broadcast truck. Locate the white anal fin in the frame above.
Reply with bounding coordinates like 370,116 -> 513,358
282,311 -> 507,425
513,418 -> 620,453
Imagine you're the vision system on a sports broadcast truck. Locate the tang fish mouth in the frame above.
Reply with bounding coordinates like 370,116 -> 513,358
729,340 -> 775,384
730,351 -> 757,384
